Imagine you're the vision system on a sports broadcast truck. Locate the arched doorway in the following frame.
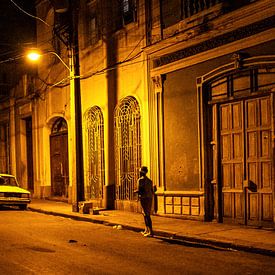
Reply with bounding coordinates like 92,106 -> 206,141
85,106 -> 105,205
50,117 -> 69,199
199,55 -> 274,227
114,96 -> 142,210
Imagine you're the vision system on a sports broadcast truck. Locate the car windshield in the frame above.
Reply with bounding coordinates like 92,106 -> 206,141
0,176 -> 18,187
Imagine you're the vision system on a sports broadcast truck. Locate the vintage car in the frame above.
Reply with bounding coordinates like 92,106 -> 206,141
0,174 -> 31,210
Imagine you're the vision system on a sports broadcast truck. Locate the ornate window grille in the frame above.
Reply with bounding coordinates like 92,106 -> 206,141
85,106 -> 105,200
114,96 -> 141,200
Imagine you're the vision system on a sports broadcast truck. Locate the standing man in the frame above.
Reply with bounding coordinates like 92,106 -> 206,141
135,166 -> 156,237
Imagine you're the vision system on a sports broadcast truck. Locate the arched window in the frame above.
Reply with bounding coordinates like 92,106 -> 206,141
51,117 -> 68,134
85,106 -> 105,200
114,96 -> 141,200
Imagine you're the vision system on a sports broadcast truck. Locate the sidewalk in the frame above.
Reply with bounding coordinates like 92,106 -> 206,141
28,199 -> 275,256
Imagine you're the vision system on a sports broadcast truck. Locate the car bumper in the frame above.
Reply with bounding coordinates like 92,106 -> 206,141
0,198 -> 31,205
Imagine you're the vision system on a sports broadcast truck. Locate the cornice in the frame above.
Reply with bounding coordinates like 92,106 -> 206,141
150,29 -> 274,77
152,16 -> 275,69
144,0 -> 275,58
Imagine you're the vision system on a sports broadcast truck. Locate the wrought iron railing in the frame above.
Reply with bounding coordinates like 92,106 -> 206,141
161,0 -> 256,29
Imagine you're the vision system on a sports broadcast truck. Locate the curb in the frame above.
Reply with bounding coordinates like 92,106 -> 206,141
28,207 -> 275,257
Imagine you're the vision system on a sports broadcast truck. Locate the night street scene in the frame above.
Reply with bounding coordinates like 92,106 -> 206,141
0,0 -> 274,274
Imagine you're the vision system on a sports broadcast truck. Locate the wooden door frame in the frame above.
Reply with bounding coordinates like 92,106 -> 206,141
49,118 -> 69,199
50,132 -> 69,198
197,55 -> 275,224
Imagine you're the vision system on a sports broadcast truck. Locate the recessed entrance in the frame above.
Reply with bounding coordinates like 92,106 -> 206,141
199,57 -> 275,227
50,118 -> 69,199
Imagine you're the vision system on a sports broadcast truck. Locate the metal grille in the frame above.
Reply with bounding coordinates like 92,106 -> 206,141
114,96 -> 141,200
4,193 -> 21,198
85,106 -> 105,200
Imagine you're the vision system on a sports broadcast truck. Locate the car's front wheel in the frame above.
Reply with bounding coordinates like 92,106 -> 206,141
19,204 -> 27,210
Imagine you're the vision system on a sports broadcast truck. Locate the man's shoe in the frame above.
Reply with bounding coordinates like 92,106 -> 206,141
143,232 -> 153,237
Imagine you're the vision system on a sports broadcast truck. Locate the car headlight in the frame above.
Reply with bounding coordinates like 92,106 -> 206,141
21,193 -> 30,198
0,192 -> 4,197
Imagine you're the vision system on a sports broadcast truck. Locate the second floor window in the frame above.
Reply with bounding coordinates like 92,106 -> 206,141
161,0 -> 181,28
161,0 -> 221,29
122,0 -> 136,26
112,0 -> 137,32
86,0 -> 99,46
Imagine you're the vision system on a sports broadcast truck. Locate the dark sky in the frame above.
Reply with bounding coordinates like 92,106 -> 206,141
0,0 -> 36,58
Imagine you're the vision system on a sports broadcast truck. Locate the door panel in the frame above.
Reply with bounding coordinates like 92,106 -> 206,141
218,96 -> 273,226
246,97 -> 273,225
262,194 -> 273,220
26,118 -> 34,191
50,134 -> 69,197
223,193 -> 232,217
220,101 -> 244,223
248,193 -> 258,220
235,193 -> 243,219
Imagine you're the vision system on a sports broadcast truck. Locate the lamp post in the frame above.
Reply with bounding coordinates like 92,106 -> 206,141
27,51 -> 70,71
27,46 -> 84,212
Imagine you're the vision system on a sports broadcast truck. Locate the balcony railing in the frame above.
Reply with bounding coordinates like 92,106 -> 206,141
161,0 -> 257,29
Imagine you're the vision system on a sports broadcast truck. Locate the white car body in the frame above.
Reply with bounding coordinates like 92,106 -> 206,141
0,174 -> 31,210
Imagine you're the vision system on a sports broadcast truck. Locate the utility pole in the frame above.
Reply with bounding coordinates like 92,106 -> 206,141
51,0 -> 84,211
70,0 -> 84,212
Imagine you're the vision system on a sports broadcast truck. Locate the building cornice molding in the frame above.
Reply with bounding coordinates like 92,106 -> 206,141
152,16 -> 275,69
150,29 -> 274,77
144,0 -> 275,58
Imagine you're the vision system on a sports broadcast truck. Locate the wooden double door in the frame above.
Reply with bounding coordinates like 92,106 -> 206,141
214,95 -> 273,226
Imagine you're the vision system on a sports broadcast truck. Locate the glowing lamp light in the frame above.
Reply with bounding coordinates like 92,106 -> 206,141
27,51 -> 41,61
26,49 -> 71,71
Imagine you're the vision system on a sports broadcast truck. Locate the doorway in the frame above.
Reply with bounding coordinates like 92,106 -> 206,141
50,118 -> 69,198
216,96 -> 273,226
25,117 -> 34,191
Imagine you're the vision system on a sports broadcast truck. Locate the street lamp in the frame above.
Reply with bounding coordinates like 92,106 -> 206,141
27,48 -> 84,212
26,50 -> 70,72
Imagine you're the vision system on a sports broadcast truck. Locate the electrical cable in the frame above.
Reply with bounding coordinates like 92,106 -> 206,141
122,35 -> 144,62
0,55 -> 24,64
5,0 -> 223,95
9,0 -> 51,27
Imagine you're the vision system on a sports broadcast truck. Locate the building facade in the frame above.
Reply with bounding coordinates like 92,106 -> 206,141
1,0 -> 274,227
146,0 -> 275,227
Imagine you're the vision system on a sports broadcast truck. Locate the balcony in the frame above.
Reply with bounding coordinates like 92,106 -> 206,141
158,0 -> 258,42
161,0 -> 257,29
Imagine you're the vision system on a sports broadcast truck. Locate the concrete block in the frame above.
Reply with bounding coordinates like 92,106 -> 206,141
79,201 -> 93,214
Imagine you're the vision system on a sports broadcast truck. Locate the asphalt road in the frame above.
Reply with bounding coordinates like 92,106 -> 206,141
0,208 -> 274,275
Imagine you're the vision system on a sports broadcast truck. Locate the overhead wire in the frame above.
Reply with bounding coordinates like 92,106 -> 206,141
5,0 -> 219,95
0,54 -> 24,64
9,0 -> 51,27
5,0 -> 72,95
